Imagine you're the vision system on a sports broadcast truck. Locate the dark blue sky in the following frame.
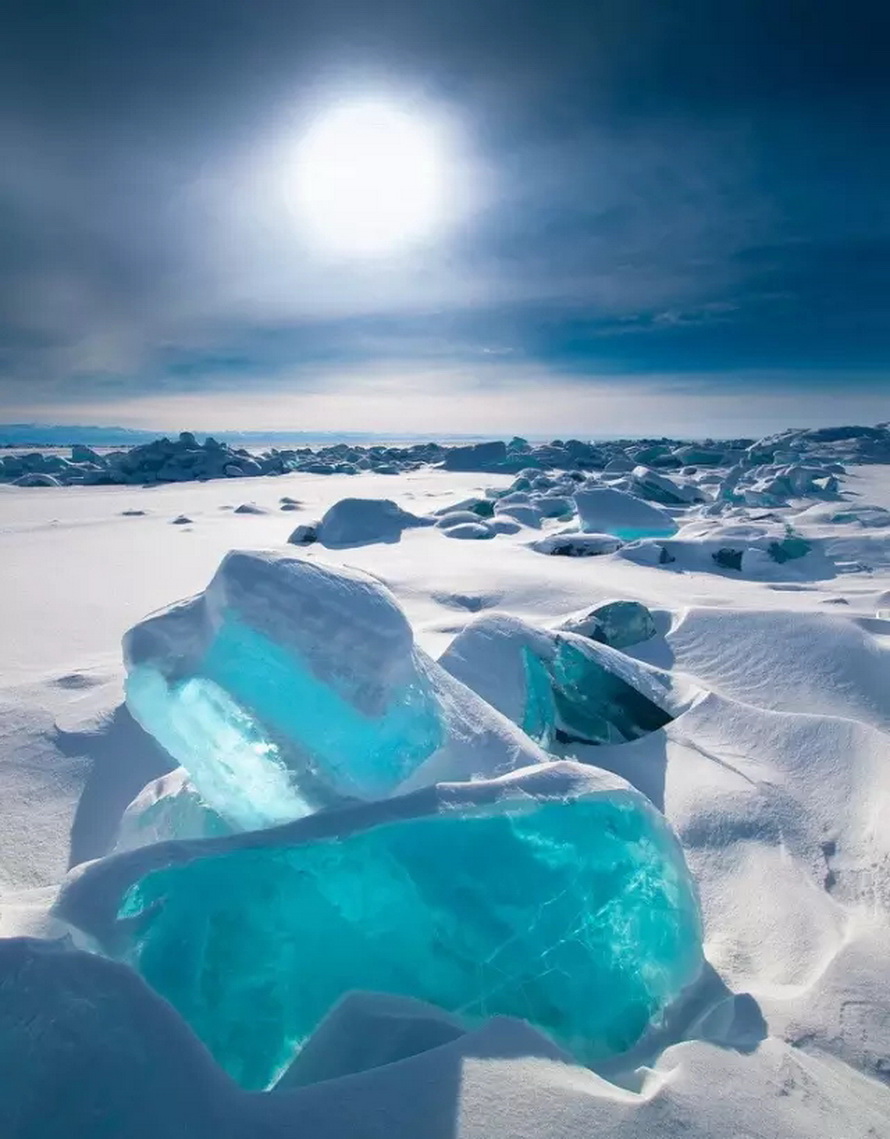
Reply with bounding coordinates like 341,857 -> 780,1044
1,0 -> 887,434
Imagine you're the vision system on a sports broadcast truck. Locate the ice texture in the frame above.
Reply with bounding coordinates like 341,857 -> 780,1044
440,613 -> 678,748
115,769 -> 232,852
57,763 -> 703,1091
559,600 -> 658,648
124,551 -> 546,829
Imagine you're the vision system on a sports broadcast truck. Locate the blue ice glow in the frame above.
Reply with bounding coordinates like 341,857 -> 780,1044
115,790 -> 703,1089
518,641 -> 670,748
612,525 -> 677,541
127,617 -> 443,829
126,667 -> 310,830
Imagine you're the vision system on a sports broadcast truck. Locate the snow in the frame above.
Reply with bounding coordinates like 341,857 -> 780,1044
2,436 -> 890,1136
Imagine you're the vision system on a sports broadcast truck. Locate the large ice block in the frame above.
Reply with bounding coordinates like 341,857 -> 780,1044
573,487 -> 677,540
123,551 -> 546,829
440,614 -> 686,749
57,763 -> 703,1090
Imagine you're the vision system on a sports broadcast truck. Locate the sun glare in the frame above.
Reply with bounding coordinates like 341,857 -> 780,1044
291,100 -> 450,256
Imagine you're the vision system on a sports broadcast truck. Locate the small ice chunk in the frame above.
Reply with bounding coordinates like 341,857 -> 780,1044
630,466 -> 704,506
559,600 -> 657,648
442,522 -> 493,540
531,532 -> 621,557
287,522 -> 319,545
115,769 -> 231,851
435,511 -> 487,528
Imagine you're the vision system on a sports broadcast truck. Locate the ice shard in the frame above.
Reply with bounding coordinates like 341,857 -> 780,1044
440,613 -> 685,749
123,551 -> 546,830
57,763 -> 704,1090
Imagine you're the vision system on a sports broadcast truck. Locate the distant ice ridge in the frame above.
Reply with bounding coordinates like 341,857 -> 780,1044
4,422 -> 887,487
57,762 -> 704,1090
123,550 -> 546,829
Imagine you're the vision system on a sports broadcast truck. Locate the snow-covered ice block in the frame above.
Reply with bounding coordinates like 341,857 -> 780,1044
124,551 -> 545,829
440,613 -> 683,747
559,600 -> 657,648
115,769 -> 232,852
434,510 -> 488,528
314,497 -> 430,547
573,487 -> 677,540
630,466 -> 704,506
531,531 -> 621,557
441,521 -> 493,539
57,762 -> 703,1089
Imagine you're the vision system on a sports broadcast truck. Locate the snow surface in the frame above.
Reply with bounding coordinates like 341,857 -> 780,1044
2,446 -> 890,1136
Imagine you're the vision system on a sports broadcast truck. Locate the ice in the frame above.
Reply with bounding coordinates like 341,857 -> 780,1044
57,763 -> 704,1090
531,532 -> 621,557
312,497 -> 431,547
573,487 -> 677,540
439,614 -> 679,748
124,551 -> 546,829
559,600 -> 658,648
630,466 -> 705,506
115,769 -> 232,852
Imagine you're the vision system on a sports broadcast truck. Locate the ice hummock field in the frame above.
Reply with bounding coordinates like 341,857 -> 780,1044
2,428 -> 890,1138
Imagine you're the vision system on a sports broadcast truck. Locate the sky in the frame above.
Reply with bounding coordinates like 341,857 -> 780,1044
1,0 -> 887,438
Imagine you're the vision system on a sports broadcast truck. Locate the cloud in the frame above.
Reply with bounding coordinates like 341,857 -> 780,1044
1,0 -> 887,428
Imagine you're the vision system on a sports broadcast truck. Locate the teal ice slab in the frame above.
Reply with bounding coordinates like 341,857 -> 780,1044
519,640 -> 671,748
108,779 -> 702,1089
126,616 -> 443,829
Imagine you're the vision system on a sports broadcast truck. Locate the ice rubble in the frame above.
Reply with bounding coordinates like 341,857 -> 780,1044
123,550 -> 546,829
439,613 -> 682,747
4,423 -> 889,488
57,762 -> 704,1090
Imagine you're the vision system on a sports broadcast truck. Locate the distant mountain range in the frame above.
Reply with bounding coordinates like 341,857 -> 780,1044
0,424 -> 501,447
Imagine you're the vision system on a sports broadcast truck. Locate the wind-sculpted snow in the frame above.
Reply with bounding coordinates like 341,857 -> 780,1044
440,614 -> 683,748
56,763 -> 704,1091
124,551 -> 546,829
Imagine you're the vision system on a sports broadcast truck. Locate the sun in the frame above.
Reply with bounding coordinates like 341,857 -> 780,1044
291,100 -> 449,257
